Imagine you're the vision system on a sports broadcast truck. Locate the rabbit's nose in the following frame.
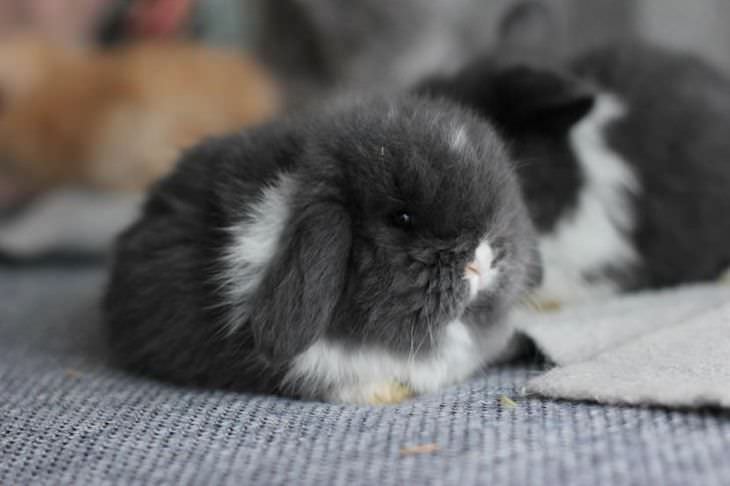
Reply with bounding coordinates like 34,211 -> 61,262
464,241 -> 497,300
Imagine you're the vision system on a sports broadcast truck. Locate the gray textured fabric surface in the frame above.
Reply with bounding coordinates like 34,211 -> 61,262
2,266 -> 730,485
513,284 -> 730,408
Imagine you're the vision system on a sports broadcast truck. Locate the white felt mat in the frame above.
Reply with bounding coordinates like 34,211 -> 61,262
513,283 -> 730,408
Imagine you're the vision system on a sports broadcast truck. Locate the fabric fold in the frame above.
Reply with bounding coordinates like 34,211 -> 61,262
513,284 -> 730,409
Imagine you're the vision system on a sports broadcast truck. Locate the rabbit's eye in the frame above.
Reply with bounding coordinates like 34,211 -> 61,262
391,211 -> 414,229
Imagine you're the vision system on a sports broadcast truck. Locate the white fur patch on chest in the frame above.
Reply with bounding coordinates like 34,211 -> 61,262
286,318 -> 513,403
537,93 -> 640,303
220,173 -> 295,332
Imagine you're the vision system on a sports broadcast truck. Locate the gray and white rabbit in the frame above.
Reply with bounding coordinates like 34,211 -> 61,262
416,1 -> 730,307
104,96 -> 540,404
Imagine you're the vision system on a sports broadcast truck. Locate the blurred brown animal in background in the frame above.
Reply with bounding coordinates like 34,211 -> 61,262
0,35 -> 280,196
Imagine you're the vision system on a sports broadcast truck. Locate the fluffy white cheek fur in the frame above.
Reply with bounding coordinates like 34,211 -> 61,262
286,318 -> 512,404
220,173 -> 295,333
535,93 -> 641,304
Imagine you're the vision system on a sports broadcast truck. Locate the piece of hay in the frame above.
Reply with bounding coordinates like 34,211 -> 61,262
499,395 -> 518,409
367,382 -> 415,405
399,443 -> 440,456
533,299 -> 563,313
64,368 -> 83,379
521,294 -> 564,313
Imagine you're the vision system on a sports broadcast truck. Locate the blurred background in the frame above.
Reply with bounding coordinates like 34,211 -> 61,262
0,0 -> 728,260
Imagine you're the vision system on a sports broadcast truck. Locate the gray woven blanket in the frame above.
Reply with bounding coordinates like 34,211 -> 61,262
1,266 -> 729,485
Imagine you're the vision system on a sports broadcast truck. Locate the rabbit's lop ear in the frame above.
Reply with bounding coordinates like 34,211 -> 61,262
249,198 -> 351,363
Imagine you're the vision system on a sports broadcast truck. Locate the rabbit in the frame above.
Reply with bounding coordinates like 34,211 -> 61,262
415,1 -> 730,307
104,96 -> 541,405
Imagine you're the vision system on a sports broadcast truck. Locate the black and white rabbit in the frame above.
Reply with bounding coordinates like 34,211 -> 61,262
416,1 -> 730,306
104,96 -> 540,404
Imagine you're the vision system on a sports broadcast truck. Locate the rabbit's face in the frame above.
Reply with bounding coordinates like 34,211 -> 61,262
306,98 -> 536,354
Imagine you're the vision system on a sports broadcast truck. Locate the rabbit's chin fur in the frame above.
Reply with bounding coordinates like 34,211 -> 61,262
285,317 -> 514,405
